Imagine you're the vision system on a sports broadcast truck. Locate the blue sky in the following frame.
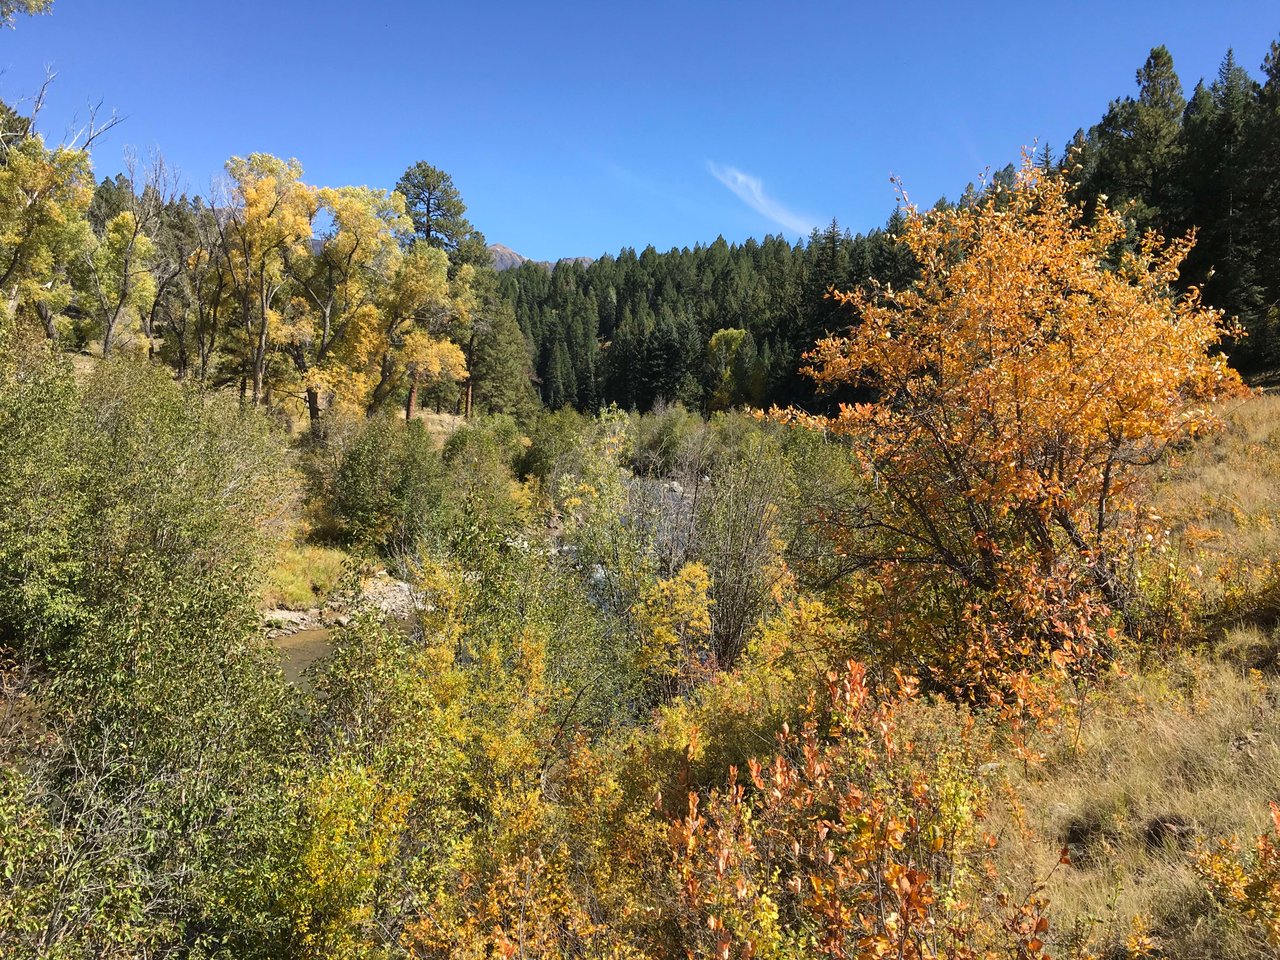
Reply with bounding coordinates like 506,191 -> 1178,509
4,1 -> 1277,261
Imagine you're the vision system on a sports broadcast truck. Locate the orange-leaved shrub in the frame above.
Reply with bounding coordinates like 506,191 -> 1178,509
1195,803 -> 1280,950
781,160 -> 1245,690
670,658 -> 1052,959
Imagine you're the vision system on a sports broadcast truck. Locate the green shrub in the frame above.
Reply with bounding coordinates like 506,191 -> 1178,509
438,415 -> 530,545
328,416 -> 445,555
516,406 -> 591,481
0,349 -> 300,957
631,402 -> 706,476
0,350 -> 295,661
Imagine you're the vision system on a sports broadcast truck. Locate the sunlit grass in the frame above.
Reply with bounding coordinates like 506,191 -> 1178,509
981,392 -> 1280,958
989,655 -> 1280,958
262,543 -> 350,611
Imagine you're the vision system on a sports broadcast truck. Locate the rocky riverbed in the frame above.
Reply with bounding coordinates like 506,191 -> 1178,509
263,570 -> 421,682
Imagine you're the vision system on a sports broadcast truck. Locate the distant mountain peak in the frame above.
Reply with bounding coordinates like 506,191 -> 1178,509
487,243 -> 593,272
486,244 -> 530,271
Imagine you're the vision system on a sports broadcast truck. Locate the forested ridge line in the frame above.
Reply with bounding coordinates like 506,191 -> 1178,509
5,27 -> 1278,426
505,42 -> 1280,415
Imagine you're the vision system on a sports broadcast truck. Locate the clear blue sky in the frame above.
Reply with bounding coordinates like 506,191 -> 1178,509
4,1 -> 1277,261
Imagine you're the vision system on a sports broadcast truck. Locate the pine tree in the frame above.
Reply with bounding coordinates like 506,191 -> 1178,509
1249,40 -> 1280,349
469,291 -> 538,419
1080,46 -> 1186,232
1179,51 -> 1263,360
394,161 -> 490,272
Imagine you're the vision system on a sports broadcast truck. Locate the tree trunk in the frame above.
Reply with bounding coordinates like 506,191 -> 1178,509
366,352 -> 397,415
252,321 -> 268,404
101,310 -> 117,358
35,302 -> 57,344
1054,508 -> 1130,646
405,378 -> 418,422
306,386 -> 322,428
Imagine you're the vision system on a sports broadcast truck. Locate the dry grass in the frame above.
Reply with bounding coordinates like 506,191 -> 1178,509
1150,392 -> 1280,638
982,394 -> 1280,957
991,656 -> 1280,958
412,408 -> 465,442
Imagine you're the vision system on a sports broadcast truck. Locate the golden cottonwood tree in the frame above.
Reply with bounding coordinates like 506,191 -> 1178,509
0,134 -> 93,336
286,196 -> 472,423
77,210 -> 156,357
399,325 -> 467,419
368,241 -> 470,420
282,185 -> 407,424
786,162 -> 1243,671
215,154 -> 316,404
203,160 -> 471,422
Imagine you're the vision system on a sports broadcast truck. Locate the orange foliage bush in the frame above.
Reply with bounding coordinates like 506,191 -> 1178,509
1195,803 -> 1280,949
670,659 -> 1052,959
782,161 -> 1244,687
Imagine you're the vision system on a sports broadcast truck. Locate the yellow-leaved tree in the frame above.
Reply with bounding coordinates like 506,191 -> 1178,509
0,133 -> 93,336
368,241 -> 471,421
182,155 -> 477,421
281,185 -> 406,424
77,210 -> 157,357
784,160 -> 1244,682
215,154 -> 317,404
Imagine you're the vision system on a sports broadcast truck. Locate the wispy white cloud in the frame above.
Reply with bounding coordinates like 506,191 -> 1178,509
707,162 -> 816,235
